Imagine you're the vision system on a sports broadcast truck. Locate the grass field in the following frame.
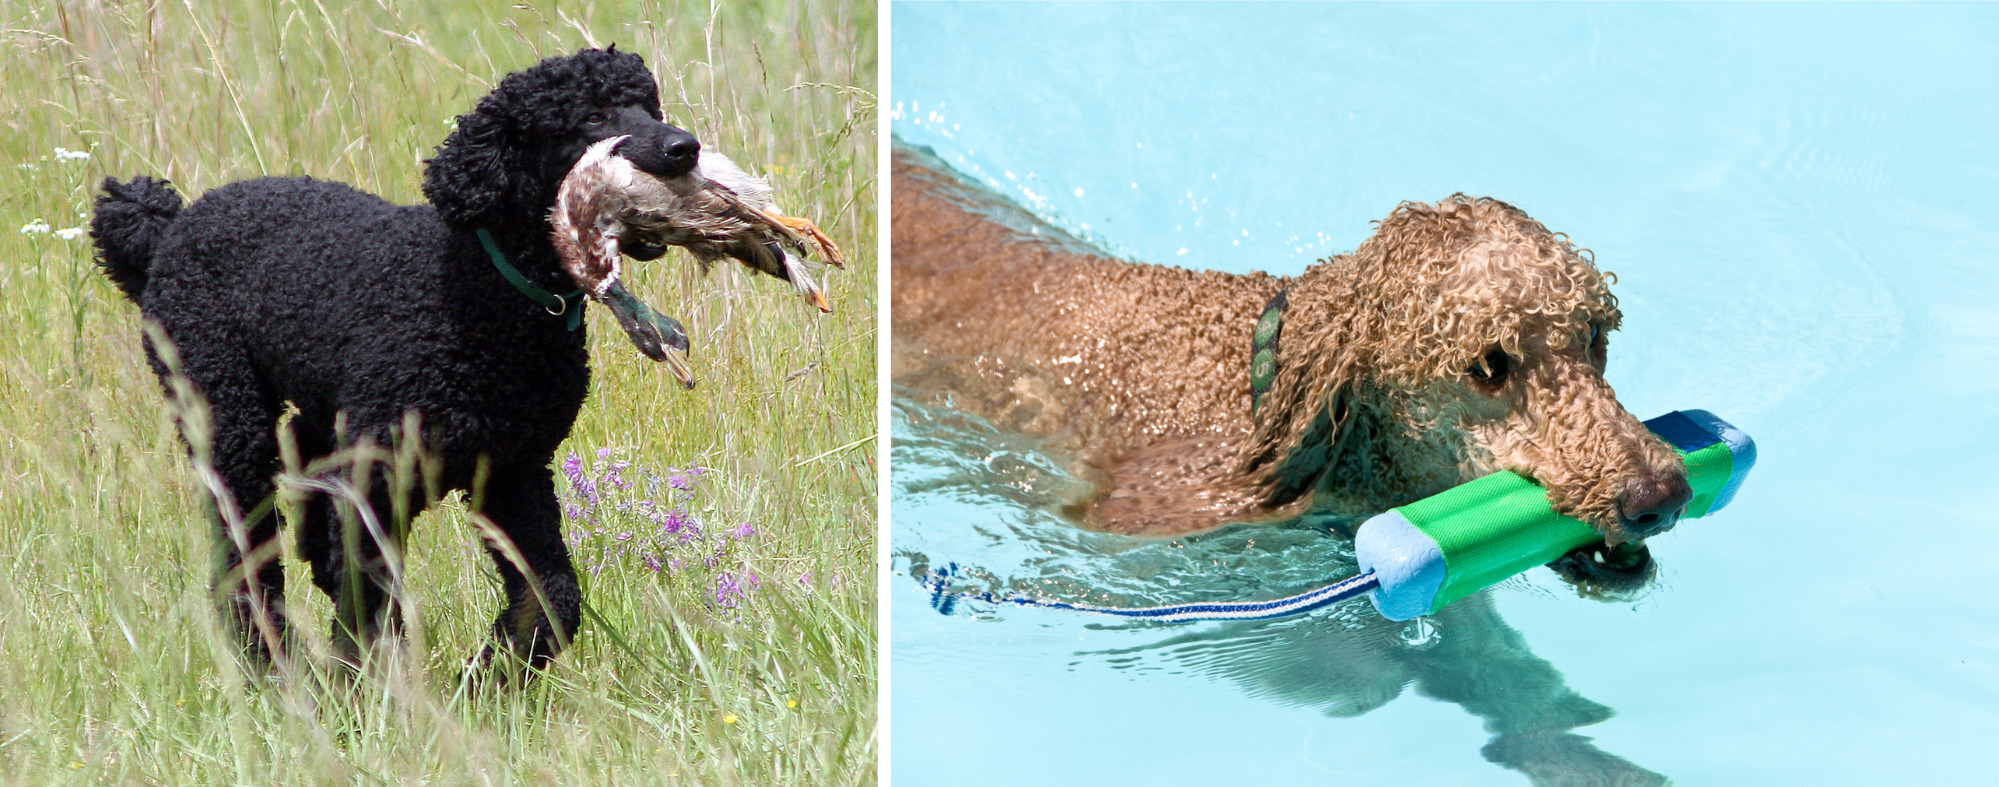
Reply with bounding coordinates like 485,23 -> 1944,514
0,1 -> 877,784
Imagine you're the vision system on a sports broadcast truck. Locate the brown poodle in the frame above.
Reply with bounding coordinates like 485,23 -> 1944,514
892,143 -> 1691,597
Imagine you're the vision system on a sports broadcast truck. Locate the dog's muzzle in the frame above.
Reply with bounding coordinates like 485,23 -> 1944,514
1617,472 -> 1692,539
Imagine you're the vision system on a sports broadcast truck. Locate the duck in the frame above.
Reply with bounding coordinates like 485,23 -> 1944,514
550,135 -> 845,387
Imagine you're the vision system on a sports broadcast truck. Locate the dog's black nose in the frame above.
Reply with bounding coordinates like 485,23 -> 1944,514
620,126 -> 701,178
663,135 -> 700,166
645,128 -> 700,177
1618,472 -> 1692,538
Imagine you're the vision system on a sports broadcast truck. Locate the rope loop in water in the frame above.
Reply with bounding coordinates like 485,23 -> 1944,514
924,563 -> 1381,623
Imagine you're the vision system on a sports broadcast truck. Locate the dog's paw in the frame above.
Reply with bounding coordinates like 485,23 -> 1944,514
1481,730 -> 1668,787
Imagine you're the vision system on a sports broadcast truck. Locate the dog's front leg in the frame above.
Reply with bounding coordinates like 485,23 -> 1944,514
471,463 -> 583,680
300,474 -> 418,670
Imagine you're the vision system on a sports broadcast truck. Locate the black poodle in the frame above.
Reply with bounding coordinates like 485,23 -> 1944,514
90,48 -> 706,675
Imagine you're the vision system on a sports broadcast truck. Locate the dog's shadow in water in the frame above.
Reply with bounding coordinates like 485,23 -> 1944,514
1080,591 -> 1666,786
896,393 -> 1667,787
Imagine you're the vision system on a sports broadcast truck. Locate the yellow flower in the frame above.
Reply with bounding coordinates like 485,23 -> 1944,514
722,714 -> 738,725
785,699 -> 798,709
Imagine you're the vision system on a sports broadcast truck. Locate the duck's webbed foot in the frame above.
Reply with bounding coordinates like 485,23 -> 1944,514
770,213 -> 846,267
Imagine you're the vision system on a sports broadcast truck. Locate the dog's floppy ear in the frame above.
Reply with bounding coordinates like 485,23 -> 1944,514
423,107 -> 523,227
1238,269 -> 1367,510
1247,377 -> 1354,509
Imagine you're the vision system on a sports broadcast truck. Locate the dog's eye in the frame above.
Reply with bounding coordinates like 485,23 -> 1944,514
585,111 -> 608,126
1467,349 -> 1510,386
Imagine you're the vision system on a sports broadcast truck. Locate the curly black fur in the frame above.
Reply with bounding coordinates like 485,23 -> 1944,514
91,47 -> 699,676
89,175 -> 182,300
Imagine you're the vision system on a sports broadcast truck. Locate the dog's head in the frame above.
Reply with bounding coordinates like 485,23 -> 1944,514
1247,196 -> 1687,598
423,46 -> 701,238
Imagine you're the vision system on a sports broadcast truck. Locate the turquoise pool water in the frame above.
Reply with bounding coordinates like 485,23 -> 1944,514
889,3 -> 1999,783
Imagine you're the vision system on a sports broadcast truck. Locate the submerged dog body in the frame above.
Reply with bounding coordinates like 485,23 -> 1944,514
892,144 -> 1688,596
92,49 -> 711,673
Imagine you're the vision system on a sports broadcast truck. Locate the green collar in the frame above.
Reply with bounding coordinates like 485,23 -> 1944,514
1249,288 -> 1287,415
476,228 -> 584,331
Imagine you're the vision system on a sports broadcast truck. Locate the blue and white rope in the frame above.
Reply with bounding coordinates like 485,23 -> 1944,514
925,563 -> 1381,623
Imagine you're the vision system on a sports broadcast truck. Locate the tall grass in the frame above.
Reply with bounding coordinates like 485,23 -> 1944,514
0,1 -> 876,783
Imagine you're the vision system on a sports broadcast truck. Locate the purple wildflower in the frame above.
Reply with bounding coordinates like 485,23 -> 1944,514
552,452 -> 757,593
562,453 -> 598,505
715,572 -> 759,609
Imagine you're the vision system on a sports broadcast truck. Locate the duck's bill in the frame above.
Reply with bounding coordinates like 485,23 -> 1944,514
656,347 -> 696,390
600,281 -> 697,390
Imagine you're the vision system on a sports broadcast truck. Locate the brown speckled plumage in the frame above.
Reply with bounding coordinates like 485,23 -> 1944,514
552,137 -> 842,315
892,144 -> 1687,598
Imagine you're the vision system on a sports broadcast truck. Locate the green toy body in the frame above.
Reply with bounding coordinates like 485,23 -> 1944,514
1355,410 -> 1756,620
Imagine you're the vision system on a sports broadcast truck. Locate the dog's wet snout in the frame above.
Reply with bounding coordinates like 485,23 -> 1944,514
655,128 -> 701,176
620,125 -> 702,178
663,134 -> 700,165
1617,472 -> 1692,538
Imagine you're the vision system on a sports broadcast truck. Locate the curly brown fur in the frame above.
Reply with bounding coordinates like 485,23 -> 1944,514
892,143 -> 1687,599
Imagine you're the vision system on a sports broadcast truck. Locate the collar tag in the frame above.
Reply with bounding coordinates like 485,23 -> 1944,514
476,228 -> 585,331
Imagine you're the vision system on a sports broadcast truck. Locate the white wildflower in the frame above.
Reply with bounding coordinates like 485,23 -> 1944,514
20,218 -> 50,234
54,227 -> 84,240
53,147 -> 90,161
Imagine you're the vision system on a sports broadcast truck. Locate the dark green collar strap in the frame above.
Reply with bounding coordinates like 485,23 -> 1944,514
476,228 -> 584,331
1249,288 -> 1287,415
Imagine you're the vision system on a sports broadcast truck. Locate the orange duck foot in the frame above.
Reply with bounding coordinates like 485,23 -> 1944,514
770,214 -> 846,268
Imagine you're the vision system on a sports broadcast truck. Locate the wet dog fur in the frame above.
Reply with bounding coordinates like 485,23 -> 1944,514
891,144 -> 1690,598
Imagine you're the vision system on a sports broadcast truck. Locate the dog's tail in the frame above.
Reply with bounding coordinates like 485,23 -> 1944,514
89,176 -> 183,303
